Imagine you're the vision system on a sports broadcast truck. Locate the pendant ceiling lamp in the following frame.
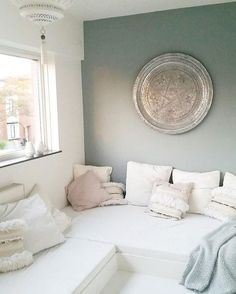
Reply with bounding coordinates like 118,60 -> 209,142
11,0 -> 76,57
11,0 -> 75,26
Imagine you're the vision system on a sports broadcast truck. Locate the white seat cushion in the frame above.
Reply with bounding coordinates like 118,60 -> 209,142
64,205 -> 220,261
0,238 -> 115,294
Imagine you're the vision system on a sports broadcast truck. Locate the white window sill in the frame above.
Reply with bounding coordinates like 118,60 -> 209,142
0,150 -> 62,168
0,149 -> 25,161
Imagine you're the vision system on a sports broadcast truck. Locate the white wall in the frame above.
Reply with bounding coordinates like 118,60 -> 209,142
0,2 -> 84,208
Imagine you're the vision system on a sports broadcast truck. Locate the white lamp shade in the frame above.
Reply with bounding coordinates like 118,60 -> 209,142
11,0 -> 75,25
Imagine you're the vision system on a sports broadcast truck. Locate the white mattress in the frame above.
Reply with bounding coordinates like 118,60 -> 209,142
0,238 -> 115,294
63,205 -> 221,261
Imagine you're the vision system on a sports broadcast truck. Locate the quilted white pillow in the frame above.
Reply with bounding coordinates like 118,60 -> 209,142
73,164 -> 112,183
0,194 -> 65,254
126,161 -> 172,206
173,169 -> 220,214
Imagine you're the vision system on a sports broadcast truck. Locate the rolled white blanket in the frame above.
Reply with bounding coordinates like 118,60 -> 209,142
103,186 -> 124,195
100,182 -> 127,206
100,199 -> 128,207
102,182 -> 125,191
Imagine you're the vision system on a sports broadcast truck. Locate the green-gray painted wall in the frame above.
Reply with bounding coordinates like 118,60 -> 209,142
82,3 -> 236,183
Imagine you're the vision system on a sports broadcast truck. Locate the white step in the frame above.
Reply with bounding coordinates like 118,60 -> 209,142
100,271 -> 191,294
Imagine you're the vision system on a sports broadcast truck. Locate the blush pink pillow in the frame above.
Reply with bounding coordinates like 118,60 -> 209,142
67,171 -> 111,211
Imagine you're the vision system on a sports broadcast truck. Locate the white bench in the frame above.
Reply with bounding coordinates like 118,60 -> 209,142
0,238 -> 115,294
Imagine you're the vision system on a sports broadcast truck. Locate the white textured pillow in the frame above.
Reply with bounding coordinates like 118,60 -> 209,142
173,169 -> 220,214
204,187 -> 236,221
0,194 -> 65,254
126,161 -> 172,206
27,184 -> 71,233
73,164 -> 112,183
148,182 -> 192,220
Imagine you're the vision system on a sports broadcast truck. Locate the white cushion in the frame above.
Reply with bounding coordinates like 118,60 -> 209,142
173,169 -> 220,214
27,184 -> 71,233
148,182 -> 192,220
204,187 -> 236,221
73,164 -> 112,183
126,161 -> 172,206
204,172 -> 236,221
223,172 -> 236,189
0,194 -> 65,254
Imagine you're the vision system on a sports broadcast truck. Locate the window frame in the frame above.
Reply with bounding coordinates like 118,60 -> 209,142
0,45 -> 58,163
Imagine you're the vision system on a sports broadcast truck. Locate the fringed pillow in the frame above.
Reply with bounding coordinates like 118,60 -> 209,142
147,182 -> 193,220
0,219 -> 33,273
204,187 -> 236,221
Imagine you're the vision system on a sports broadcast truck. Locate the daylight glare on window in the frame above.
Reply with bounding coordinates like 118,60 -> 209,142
0,53 -> 41,157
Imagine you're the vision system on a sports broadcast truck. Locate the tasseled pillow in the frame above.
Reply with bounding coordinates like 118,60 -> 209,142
0,219 -> 33,272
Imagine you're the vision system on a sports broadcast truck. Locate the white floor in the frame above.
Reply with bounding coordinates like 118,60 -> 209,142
100,271 -> 192,294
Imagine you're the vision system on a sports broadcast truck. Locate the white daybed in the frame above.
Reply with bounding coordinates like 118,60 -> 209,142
0,205 -> 221,294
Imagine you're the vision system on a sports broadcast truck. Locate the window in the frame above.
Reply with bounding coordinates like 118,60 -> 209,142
0,47 -> 59,163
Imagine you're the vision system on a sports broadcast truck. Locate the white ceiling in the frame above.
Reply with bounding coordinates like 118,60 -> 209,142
68,0 -> 235,20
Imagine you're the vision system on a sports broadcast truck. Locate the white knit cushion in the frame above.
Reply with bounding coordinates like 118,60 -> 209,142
126,161 -> 172,206
204,187 -> 236,221
148,182 -> 192,220
0,195 -> 65,254
173,169 -> 220,214
204,172 -> 236,221
73,164 -> 112,183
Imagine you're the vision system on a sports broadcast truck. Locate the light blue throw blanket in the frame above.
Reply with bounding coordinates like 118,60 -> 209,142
180,219 -> 236,294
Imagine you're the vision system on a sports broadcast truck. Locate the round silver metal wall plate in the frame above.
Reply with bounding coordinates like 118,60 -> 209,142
133,53 -> 213,134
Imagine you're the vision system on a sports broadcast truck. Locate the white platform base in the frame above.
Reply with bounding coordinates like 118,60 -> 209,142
82,252 -> 190,294
101,271 -> 191,294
